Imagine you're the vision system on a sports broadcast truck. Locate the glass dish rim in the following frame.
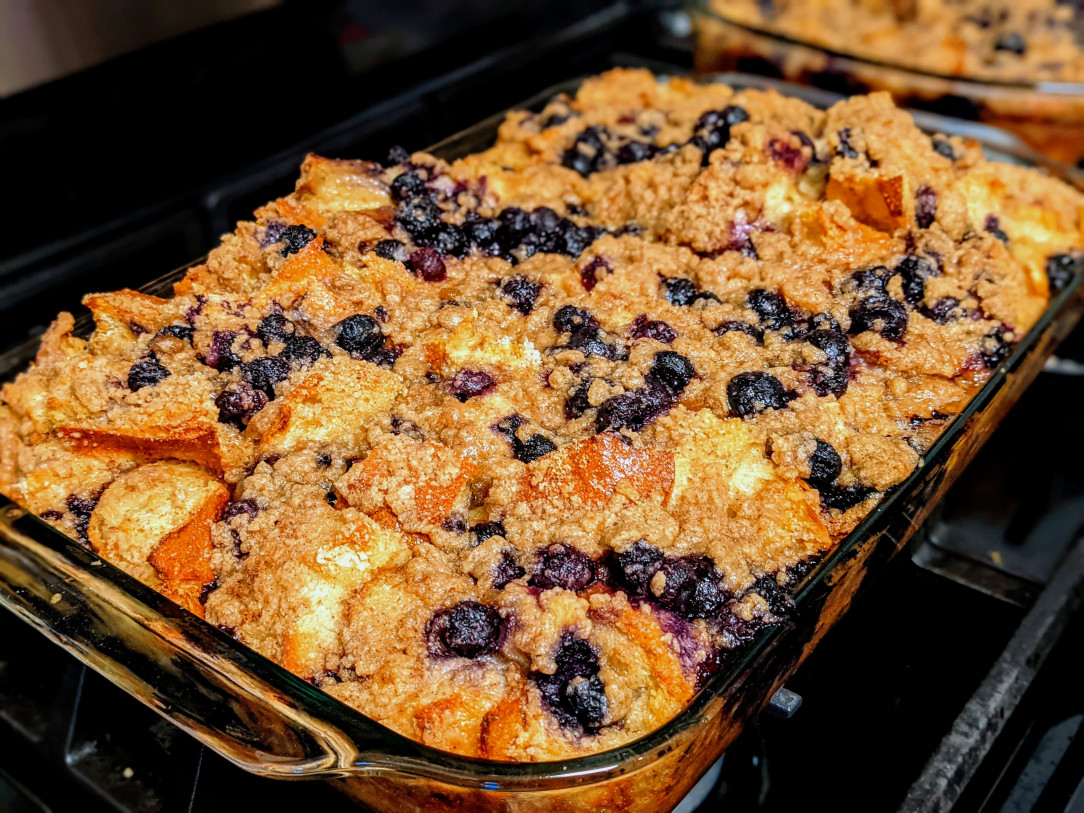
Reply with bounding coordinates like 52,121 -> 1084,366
1,70 -> 1082,788
692,0 -> 1084,96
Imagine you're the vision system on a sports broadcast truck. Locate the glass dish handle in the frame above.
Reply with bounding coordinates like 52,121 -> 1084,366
0,498 -> 398,779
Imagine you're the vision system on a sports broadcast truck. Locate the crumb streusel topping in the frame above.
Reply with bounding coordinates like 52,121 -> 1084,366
1,69 -> 1081,760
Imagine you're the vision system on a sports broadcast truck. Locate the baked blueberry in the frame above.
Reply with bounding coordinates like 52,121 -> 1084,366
651,351 -> 695,394
215,384 -> 268,425
613,541 -> 664,596
615,140 -> 657,165
819,483 -> 875,512
984,214 -> 1010,243
848,296 -> 908,341
580,255 -> 610,291
747,289 -> 793,330
690,106 -> 749,162
257,314 -> 294,345
932,137 -> 956,160
204,331 -> 242,371
533,635 -> 608,730
563,125 -> 612,176
751,574 -> 794,618
390,168 -> 429,202
836,127 -> 859,159
714,321 -> 764,343
630,315 -> 677,343
493,550 -> 526,589
221,499 -> 259,522
915,186 -> 938,229
807,439 -> 842,488
920,297 -> 960,324
241,356 -> 290,399
516,433 -> 557,463
530,543 -> 596,591
499,275 -> 542,315
409,247 -> 447,282
896,254 -> 939,306
373,239 -> 410,262
662,277 -> 719,306
127,355 -> 170,391
651,555 -> 727,619
470,521 -> 506,545
157,325 -> 194,342
279,225 -> 317,256
335,314 -> 384,358
554,305 -> 599,334
980,329 -> 1012,368
427,600 -> 505,658
1046,253 -> 1080,294
727,372 -> 795,417
280,335 -> 329,366
446,369 -> 496,402
594,379 -> 675,433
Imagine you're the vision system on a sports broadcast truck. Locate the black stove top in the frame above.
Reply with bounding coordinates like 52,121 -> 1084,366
1,4 -> 1083,811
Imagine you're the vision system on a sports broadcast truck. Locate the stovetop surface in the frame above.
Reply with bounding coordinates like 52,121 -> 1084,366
2,3 -> 1083,811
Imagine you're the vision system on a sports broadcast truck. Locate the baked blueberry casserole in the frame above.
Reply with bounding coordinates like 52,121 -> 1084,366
1,68 -> 1081,762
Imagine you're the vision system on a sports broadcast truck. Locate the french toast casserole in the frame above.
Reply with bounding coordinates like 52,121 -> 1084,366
1,68 -> 1081,761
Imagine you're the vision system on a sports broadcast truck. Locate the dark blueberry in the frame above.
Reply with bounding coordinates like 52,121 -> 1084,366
157,324 -> 194,342
980,329 -> 1012,368
932,137 -> 957,160
984,214 -> 1010,243
747,289 -> 793,330
493,550 -> 526,589
651,555 -> 727,619
615,140 -> 657,165
690,106 -> 749,161
563,125 -> 612,177
819,483 -> 875,512
386,145 -> 411,165
390,415 -> 424,439
515,433 -> 557,463
205,331 -> 241,371
127,355 -> 170,391
920,297 -> 960,324
554,305 -> 599,335
566,326 -> 626,361
594,379 -> 675,433
714,321 -> 764,343
530,543 -> 596,591
533,635 -> 607,730
662,277 -> 719,307
630,315 -> 677,343
613,541 -> 664,596
221,499 -> 259,522
446,370 -> 497,402
471,521 -> 506,545
767,137 -> 809,173
727,372 -> 795,417
498,275 -> 542,315
215,384 -> 268,425
279,225 -> 317,256
335,314 -> 384,358
896,254 -> 939,306
994,32 -> 1026,54
650,351 -> 695,394
421,223 -> 469,258
805,319 -> 851,368
257,314 -> 294,345
373,239 -> 410,262
409,247 -> 447,282
541,111 -> 571,129
39,510 -> 63,521
807,440 -> 842,488
580,256 -> 610,292
565,379 -> 595,420
751,574 -> 794,618
390,169 -> 429,202
442,515 -> 467,534
848,266 -> 890,297
280,335 -> 330,366
848,297 -> 908,341
1046,253 -> 1080,294
397,195 -> 443,237
241,356 -> 290,399
531,206 -> 563,233
915,186 -> 938,229
427,600 -> 504,658
316,453 -> 332,468
66,494 -> 99,544
836,127 -> 859,159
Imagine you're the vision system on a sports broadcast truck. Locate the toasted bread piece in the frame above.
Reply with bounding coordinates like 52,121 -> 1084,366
83,290 -> 175,353
294,154 -> 393,214
826,168 -> 911,233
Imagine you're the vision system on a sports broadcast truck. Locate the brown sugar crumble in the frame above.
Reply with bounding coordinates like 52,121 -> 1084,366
1,69 -> 1082,760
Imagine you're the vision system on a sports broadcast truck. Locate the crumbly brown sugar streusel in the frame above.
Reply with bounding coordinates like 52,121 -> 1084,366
708,0 -> 1084,83
1,69 -> 1082,760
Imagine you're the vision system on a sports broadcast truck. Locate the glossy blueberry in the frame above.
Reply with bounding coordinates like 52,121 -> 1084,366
279,225 -> 317,256
848,266 -> 890,297
280,335 -> 329,366
470,521 -> 506,545
747,289 -> 793,330
257,314 -> 294,345
896,254 -> 939,306
613,541 -> 664,596
751,575 -> 794,618
157,324 -> 194,342
565,379 -> 595,419
691,106 -> 749,161
805,319 -> 851,368
215,384 -> 268,425
848,297 -> 908,341
127,355 -> 170,391
446,370 -> 496,402
994,32 -> 1026,54
427,600 -> 504,658
334,314 -> 384,358
493,550 -> 526,589
373,238 -> 410,262
499,275 -> 542,315
980,329 -> 1012,368
66,494 -> 98,544
515,433 -> 557,463
615,140 -> 656,165
562,125 -> 612,177
397,195 -> 443,237
932,137 -> 956,160
533,635 -> 607,730
580,256 -> 610,292
915,186 -> 938,229
530,543 -> 596,591
920,297 -> 960,324
1046,253 -> 1080,294
651,351 -> 695,394
630,315 -> 677,343
819,483 -> 875,512
836,127 -> 859,159
241,356 -> 290,398
205,331 -> 242,371
409,247 -> 447,282
807,439 -> 842,488
714,320 -> 764,343
594,379 -> 675,433
662,277 -> 719,307
651,555 -> 727,619
554,305 -> 598,335
565,676 -> 608,728
727,372 -> 795,417
390,168 -> 429,202
221,499 -> 259,522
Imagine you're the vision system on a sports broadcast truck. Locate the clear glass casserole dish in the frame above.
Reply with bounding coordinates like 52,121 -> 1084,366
1,74 -> 1082,813
692,0 -> 1084,166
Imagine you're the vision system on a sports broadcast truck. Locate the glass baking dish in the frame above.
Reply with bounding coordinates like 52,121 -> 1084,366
1,74 -> 1083,813
692,0 -> 1084,166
